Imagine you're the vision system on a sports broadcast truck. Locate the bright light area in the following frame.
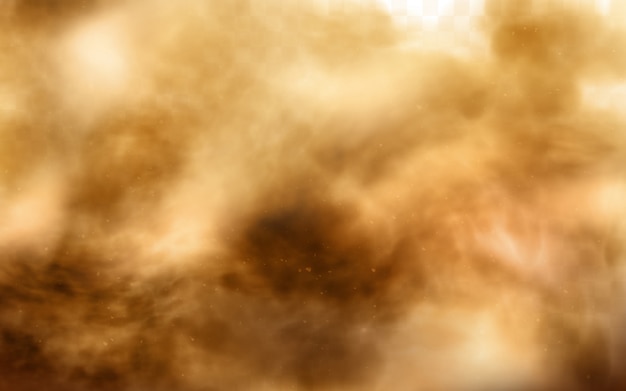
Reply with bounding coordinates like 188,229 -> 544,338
374,0 -> 615,28
59,13 -> 131,104
68,22 -> 127,88
452,312 -> 540,389
582,82 -> 626,113
376,0 -> 484,29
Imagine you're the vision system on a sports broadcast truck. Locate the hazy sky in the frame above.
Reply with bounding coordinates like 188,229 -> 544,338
1,1 -> 626,390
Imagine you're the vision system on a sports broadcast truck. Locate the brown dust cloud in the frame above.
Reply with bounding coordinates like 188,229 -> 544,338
1,0 -> 626,390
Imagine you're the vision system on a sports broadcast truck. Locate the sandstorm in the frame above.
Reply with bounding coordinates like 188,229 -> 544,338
0,0 -> 626,390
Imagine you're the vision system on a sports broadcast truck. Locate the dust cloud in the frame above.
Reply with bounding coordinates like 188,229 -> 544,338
1,0 -> 626,390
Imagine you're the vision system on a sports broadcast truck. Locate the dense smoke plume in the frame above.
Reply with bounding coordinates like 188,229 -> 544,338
1,0 -> 626,390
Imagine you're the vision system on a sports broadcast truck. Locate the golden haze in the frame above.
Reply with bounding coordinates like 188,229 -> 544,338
1,0 -> 626,390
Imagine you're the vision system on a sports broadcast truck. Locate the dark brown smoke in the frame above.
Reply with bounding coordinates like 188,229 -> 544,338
1,0 -> 626,390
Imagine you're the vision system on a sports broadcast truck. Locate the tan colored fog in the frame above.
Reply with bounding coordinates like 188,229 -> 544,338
1,0 -> 626,390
